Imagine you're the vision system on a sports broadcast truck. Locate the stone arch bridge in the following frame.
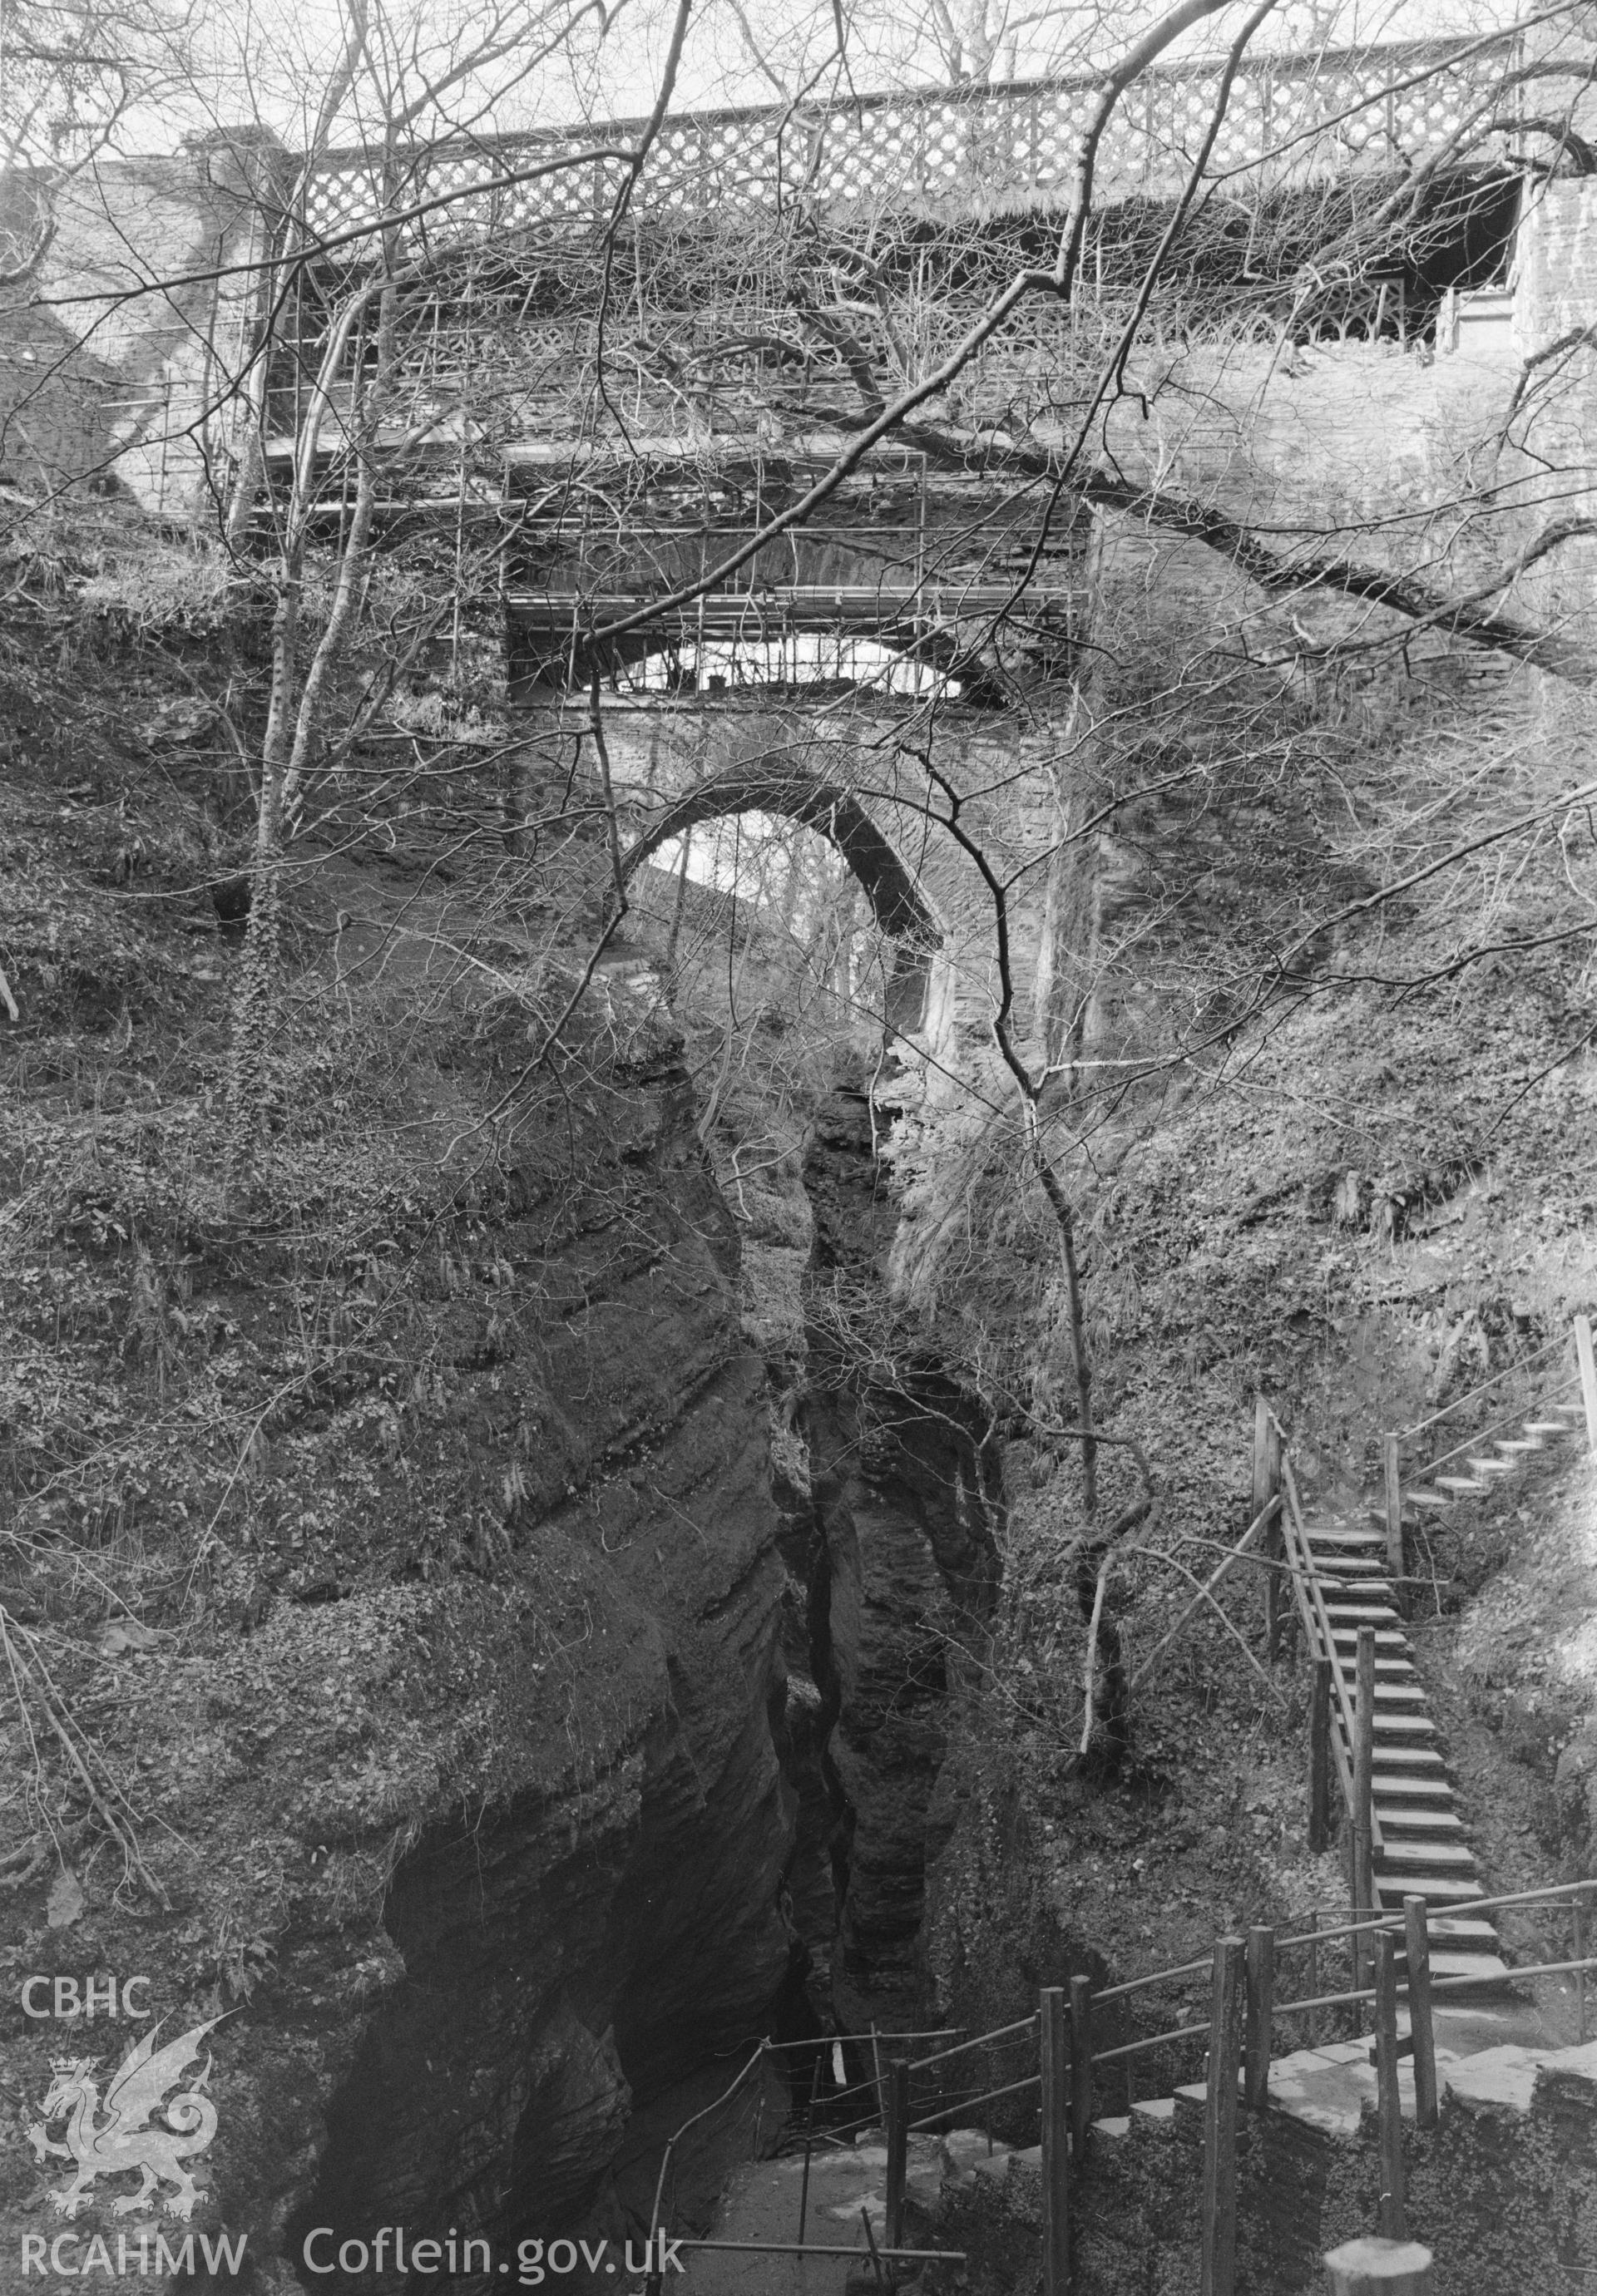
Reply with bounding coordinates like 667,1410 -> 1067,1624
8,28 -> 1595,1071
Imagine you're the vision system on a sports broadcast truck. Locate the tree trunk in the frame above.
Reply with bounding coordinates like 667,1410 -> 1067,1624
226,828 -> 284,1175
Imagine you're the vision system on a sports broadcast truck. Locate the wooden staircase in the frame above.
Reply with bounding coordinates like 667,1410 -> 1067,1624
1386,1392 -> 1587,1518
1299,1512 -> 1511,1986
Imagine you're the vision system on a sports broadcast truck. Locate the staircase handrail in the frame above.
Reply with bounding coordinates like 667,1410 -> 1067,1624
894,1875 -> 1594,2152
1393,1328 -> 1572,1443
1277,1454 -> 1379,1852
1417,1371 -> 1581,1481
906,2015 -> 1037,2071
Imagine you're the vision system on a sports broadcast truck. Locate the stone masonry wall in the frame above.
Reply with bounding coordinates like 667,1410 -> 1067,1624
0,139 -> 276,511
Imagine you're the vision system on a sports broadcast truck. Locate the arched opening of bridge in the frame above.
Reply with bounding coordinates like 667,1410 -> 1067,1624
510,620 -> 1025,709
620,768 -> 942,1044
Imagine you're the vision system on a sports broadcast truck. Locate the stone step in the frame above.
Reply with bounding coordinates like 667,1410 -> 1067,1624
1494,1438 -> 1545,1456
1522,1421 -> 1574,1437
1407,1489 -> 1455,1512
1434,1475 -> 1490,1495
1391,1932 -> 1506,1966
1425,1952 -> 1513,1982
1466,1456 -> 1516,1479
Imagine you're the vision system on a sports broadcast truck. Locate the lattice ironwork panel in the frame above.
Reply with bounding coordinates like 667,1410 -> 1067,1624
302,35 -> 1514,251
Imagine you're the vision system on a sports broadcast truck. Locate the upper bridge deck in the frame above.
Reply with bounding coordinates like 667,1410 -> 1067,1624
305,33 -> 1523,248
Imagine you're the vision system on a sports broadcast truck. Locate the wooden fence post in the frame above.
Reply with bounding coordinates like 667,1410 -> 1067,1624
1383,1434 -> 1404,1620
1200,1937 -> 1245,2296
797,2054 -> 819,2243
1306,1910 -> 1321,2050
1308,1657 -> 1332,1853
1040,1987 -> 1070,2296
1577,1314 -> 1597,1460
1402,1896 -> 1437,2129
1273,1418 -> 1290,1655
1244,1925 -> 1274,2112
1372,1931 -> 1406,2239
1352,1626 -> 1377,2015
1575,1885 -> 1590,2047
1069,1977 -> 1093,2164
884,2057 -> 908,2254
1323,2237 -> 1434,2293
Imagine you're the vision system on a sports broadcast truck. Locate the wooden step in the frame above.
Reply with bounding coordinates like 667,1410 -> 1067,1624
1376,1809 -> 1465,1837
1377,1873 -> 1482,1902
1407,1489 -> 1454,1511
1329,1629 -> 1411,1651
1303,1527 -> 1385,1548
1466,1456 -> 1515,1479
1375,1839 -> 1476,1870
1324,1602 -> 1402,1624
1434,1475 -> 1489,1495
1370,1714 -> 1437,1737
1371,1750 -> 1447,1777
1494,1438 -> 1545,1456
1367,1765 -> 1454,1792
1523,1421 -> 1574,1437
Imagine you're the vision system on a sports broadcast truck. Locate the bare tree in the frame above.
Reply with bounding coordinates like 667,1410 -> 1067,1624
0,0 -> 202,281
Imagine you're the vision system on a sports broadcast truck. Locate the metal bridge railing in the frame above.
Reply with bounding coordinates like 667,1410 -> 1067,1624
303,34 -> 1519,246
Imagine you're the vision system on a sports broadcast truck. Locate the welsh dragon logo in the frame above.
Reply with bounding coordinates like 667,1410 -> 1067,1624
27,2018 -> 221,2220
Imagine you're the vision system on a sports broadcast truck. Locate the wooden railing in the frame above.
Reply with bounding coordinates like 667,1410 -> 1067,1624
1381,1313 -> 1597,1597
879,1880 -> 1595,2294
640,1356 -> 1597,2293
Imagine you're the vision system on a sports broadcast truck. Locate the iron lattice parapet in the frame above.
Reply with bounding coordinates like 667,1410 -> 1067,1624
302,36 -> 1521,247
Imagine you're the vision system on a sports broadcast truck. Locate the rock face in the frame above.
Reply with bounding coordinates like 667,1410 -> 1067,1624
0,980 -> 797,2293
808,1375 -> 1001,2037
283,1013 -> 798,2279
797,1086 -> 1002,2039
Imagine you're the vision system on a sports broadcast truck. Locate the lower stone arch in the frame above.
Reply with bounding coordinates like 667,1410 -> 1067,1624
619,765 -> 943,1039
